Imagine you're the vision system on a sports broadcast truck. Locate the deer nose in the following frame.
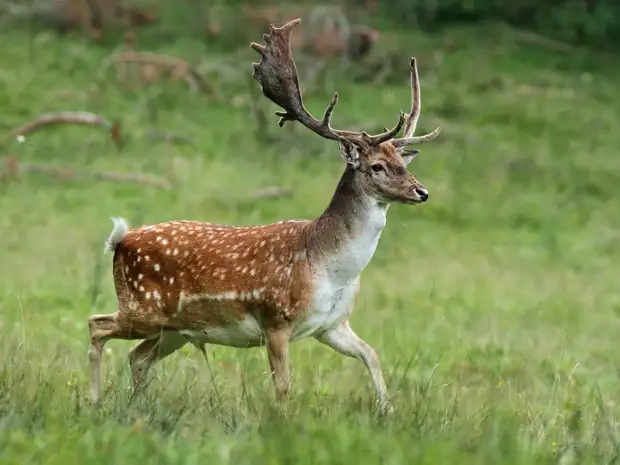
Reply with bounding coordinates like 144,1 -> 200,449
415,187 -> 429,202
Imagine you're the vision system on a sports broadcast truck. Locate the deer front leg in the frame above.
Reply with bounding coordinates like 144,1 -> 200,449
315,320 -> 391,415
265,328 -> 291,401
88,312 -> 122,403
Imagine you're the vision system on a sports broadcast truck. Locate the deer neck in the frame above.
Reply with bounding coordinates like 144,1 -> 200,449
308,165 -> 388,286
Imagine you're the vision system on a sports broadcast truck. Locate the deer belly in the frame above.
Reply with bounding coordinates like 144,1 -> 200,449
291,278 -> 360,340
179,316 -> 263,348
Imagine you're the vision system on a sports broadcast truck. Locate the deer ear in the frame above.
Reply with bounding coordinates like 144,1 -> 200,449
338,140 -> 361,168
400,149 -> 420,166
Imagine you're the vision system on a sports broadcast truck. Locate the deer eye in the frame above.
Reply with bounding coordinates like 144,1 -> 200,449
371,164 -> 385,173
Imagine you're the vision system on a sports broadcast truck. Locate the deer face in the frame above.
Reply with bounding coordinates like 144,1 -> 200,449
339,140 -> 428,205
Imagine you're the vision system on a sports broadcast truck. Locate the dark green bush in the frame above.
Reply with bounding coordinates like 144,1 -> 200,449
355,0 -> 620,50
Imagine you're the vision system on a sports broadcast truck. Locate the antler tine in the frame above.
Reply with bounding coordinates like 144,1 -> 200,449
360,112 -> 406,146
391,127 -> 442,148
403,57 -> 421,138
391,57 -> 441,149
250,18 -> 344,142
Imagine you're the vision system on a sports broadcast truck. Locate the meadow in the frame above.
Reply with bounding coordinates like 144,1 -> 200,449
1,8 -> 620,464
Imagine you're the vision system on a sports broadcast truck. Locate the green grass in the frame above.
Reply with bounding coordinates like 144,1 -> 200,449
1,10 -> 620,464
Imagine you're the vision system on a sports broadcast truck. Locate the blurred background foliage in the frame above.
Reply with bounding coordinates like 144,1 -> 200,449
372,0 -> 620,50
2,0 -> 619,50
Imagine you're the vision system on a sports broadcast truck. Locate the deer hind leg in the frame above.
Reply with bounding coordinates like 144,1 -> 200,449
315,320 -> 391,415
128,331 -> 188,390
88,312 -> 123,403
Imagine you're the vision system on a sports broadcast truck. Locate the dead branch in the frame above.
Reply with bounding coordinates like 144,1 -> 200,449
100,51 -> 219,99
6,111 -> 123,149
248,186 -> 293,200
148,130 -> 195,147
1,157 -> 172,189
515,83 -> 580,100
512,31 -> 576,54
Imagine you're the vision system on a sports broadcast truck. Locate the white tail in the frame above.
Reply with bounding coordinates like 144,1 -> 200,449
87,18 -> 441,415
103,217 -> 129,253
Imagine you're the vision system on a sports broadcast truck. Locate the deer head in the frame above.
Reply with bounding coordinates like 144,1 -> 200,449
251,18 -> 441,206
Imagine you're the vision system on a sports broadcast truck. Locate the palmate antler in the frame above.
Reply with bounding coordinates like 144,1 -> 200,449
250,19 -> 403,147
250,18 -> 440,150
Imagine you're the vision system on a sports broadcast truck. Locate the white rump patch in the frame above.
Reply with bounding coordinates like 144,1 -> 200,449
104,217 -> 129,253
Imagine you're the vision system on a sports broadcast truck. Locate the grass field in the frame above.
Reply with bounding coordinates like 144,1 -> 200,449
1,10 -> 620,464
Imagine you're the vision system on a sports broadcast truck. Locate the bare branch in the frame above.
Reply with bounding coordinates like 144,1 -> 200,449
100,51 -> 219,99
148,131 -> 195,148
513,31 -> 575,54
2,158 -> 172,189
6,111 -> 123,149
249,186 -> 293,200
10,111 -> 109,136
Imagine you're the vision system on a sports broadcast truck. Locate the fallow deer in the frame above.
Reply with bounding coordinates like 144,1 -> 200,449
88,18 -> 441,414
47,0 -> 156,42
